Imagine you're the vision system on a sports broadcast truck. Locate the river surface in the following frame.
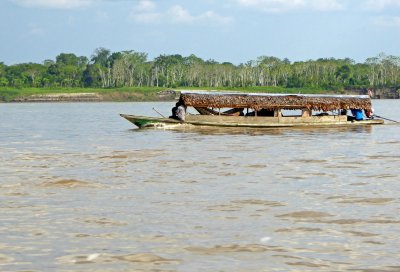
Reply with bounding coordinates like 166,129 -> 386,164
0,100 -> 400,272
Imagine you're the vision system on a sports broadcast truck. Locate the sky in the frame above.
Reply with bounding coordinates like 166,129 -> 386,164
0,0 -> 400,65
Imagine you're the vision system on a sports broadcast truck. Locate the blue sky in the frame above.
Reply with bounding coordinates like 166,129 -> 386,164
1,0 -> 400,65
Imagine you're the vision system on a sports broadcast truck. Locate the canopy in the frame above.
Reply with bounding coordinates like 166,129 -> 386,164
180,91 -> 372,111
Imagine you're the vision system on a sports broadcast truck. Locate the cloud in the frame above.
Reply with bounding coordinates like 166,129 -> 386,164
135,0 -> 156,12
168,5 -> 195,23
236,0 -> 344,13
198,10 -> 234,24
167,6 -> 233,24
372,16 -> 400,27
131,1 -> 232,25
13,0 -> 92,9
365,0 -> 400,11
130,0 -> 161,23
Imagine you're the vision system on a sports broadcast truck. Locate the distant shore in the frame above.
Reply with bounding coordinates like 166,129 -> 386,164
0,87 -> 178,103
9,90 -> 179,103
1,87 -> 398,102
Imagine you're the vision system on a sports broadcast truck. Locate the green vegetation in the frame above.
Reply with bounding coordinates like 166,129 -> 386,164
1,49 -> 399,101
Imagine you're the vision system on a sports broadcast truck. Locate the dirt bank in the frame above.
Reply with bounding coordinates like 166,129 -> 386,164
13,93 -> 103,102
11,90 -> 179,102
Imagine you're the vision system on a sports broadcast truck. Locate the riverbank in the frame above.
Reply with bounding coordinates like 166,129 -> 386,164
9,90 -> 179,103
1,86 -> 398,102
0,87 -> 178,103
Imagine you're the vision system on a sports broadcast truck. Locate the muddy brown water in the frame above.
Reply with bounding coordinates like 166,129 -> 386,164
0,101 -> 400,271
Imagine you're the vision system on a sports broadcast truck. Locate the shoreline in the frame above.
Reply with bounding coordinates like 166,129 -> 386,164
1,88 -> 399,103
1,89 -> 179,103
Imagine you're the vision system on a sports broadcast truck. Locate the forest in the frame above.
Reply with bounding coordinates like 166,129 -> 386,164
1,48 -> 400,91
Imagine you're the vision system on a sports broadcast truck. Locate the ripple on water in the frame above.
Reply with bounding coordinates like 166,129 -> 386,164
2,192 -> 29,197
326,164 -> 362,169
232,199 -> 287,207
247,164 -> 268,168
355,266 -> 400,272
78,217 -> 127,226
0,254 -> 14,265
206,199 -> 286,213
275,227 -> 323,233
321,218 -> 400,225
38,179 -> 103,189
349,182 -> 368,186
99,149 -> 165,160
186,244 -> 287,254
56,252 -> 179,265
357,174 -> 398,179
277,211 -> 333,219
99,154 -> 129,159
286,261 -> 329,268
114,253 -> 179,264
366,155 -> 400,160
363,240 -> 385,245
74,233 -> 117,239
377,140 -> 400,144
292,159 -> 329,164
329,196 -> 395,205
206,204 -> 241,212
345,231 -> 379,237
0,183 -> 24,189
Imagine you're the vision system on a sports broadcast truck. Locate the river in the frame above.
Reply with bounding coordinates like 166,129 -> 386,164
0,100 -> 400,271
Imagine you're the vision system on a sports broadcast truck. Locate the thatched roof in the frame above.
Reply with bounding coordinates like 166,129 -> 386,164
180,91 -> 372,111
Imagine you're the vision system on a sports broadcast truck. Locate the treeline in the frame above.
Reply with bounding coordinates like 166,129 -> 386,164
1,48 -> 400,90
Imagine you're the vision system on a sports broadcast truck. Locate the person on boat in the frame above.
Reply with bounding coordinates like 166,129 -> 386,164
349,109 -> 364,121
169,100 -> 187,121
170,105 -> 178,118
365,108 -> 374,119
175,104 -> 186,121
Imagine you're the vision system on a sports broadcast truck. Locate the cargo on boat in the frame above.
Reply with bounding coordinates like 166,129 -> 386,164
120,91 -> 384,128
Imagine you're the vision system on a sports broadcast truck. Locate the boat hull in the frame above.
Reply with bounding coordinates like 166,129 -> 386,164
120,114 -> 384,129
120,114 -> 183,128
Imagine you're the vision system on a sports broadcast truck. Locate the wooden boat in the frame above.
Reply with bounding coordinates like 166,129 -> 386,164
120,91 -> 384,128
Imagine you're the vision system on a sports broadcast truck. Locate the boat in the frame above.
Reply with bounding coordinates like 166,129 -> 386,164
120,91 -> 384,129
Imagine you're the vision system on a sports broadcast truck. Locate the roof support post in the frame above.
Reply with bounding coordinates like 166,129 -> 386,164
274,109 -> 282,117
302,109 -> 311,117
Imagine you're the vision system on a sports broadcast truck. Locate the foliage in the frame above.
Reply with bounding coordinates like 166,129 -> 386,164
1,49 -> 400,94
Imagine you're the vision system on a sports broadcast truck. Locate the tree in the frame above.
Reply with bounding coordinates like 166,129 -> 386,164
1,49 -> 400,90
0,62 -> 6,76
0,62 -> 8,86
0,77 -> 8,86
335,65 -> 351,84
50,53 -> 89,87
152,54 -> 185,87
91,48 -> 112,87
